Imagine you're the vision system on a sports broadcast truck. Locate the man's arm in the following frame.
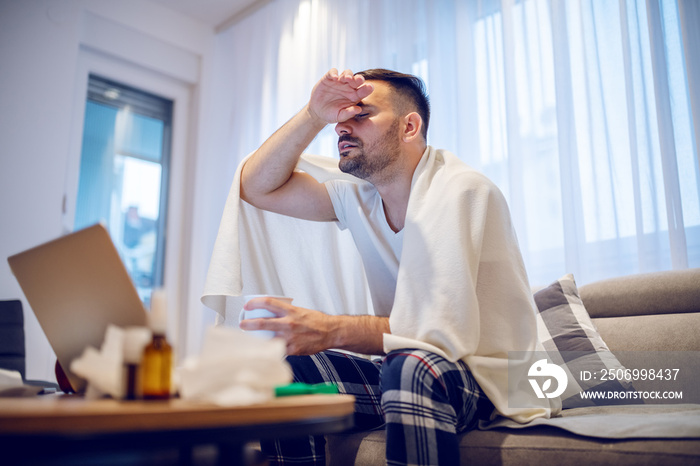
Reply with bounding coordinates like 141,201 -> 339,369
239,297 -> 390,356
240,69 -> 374,221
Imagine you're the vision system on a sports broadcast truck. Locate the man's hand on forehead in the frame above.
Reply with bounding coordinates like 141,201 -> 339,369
334,68 -> 366,90
308,68 -> 374,125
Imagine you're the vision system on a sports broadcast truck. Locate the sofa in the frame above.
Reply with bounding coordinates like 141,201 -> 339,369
324,268 -> 700,465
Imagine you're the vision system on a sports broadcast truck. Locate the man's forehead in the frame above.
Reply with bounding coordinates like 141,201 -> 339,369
359,80 -> 393,108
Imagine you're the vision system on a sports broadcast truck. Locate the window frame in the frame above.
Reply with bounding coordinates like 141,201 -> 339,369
65,47 -> 192,351
79,74 -> 174,296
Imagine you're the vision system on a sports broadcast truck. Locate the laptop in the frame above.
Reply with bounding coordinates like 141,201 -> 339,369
7,223 -> 148,393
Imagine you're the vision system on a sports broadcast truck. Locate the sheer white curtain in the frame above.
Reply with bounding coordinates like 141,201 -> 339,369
208,0 -> 699,286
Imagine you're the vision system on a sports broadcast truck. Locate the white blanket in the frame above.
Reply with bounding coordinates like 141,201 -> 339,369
202,153 -> 373,322
202,147 -> 559,422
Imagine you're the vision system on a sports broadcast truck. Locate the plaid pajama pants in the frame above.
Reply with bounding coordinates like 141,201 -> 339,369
260,349 -> 493,466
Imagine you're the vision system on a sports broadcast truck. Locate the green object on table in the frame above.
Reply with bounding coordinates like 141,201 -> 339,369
275,382 -> 339,397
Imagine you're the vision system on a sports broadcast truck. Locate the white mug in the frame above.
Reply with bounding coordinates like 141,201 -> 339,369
241,295 -> 293,339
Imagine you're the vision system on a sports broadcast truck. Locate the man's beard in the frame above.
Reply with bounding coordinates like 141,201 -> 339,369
338,119 -> 401,183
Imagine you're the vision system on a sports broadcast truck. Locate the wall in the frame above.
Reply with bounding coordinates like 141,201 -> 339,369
0,0 -> 219,381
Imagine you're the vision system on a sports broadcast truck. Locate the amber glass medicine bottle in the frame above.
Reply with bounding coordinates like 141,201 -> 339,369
142,289 -> 173,400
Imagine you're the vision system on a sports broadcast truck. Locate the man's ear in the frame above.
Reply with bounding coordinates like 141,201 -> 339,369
402,112 -> 423,142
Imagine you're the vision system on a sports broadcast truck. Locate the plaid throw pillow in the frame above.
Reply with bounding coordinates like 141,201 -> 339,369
534,274 -> 637,408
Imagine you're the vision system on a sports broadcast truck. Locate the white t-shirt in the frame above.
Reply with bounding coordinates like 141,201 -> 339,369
325,180 -> 403,317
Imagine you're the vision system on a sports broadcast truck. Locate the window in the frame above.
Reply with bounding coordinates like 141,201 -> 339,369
468,0 -> 699,284
74,75 -> 173,304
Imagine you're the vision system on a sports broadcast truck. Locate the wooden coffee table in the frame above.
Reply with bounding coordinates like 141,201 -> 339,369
0,393 -> 355,464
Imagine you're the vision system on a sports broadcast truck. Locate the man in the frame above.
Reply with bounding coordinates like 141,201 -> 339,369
238,68 -> 551,465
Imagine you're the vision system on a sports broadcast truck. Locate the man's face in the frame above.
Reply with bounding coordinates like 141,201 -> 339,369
335,81 -> 402,183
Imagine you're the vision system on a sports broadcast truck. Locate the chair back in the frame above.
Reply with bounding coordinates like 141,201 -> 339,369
0,300 -> 26,379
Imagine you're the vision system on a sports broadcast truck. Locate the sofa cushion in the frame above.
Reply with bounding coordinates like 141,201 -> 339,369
579,268 -> 700,318
326,426 -> 700,466
533,274 -> 634,408
593,312 -> 700,352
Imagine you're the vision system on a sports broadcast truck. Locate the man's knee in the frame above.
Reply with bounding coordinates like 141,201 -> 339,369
380,349 -> 443,393
380,349 -> 485,434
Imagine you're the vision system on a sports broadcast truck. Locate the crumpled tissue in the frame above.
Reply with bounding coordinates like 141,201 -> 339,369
0,368 -> 41,397
0,368 -> 23,388
178,326 -> 292,406
70,325 -> 151,399
71,325 -> 124,399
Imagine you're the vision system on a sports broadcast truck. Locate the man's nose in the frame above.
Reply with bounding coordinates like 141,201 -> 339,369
335,121 -> 352,136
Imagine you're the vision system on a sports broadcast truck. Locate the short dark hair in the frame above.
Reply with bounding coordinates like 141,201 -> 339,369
356,69 -> 430,140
